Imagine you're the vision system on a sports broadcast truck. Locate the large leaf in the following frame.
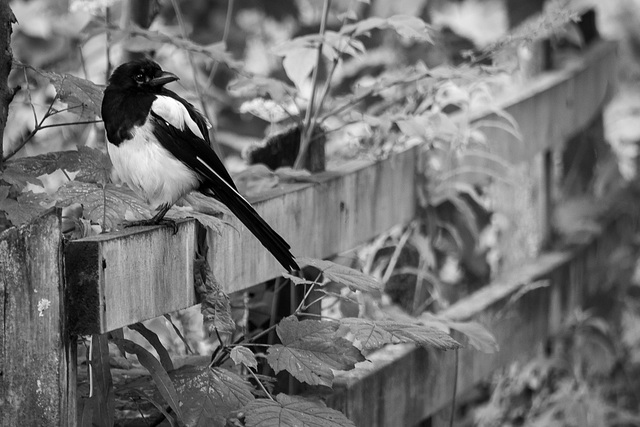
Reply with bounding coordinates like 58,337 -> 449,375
39,70 -> 104,120
194,258 -> 235,334
172,366 -> 255,427
298,257 -> 381,293
0,190 -> 54,226
243,394 -> 356,427
113,338 -> 184,422
266,316 -> 364,387
121,25 -> 241,69
342,15 -> 432,43
53,181 -> 150,231
421,314 -> 499,354
340,318 -> 461,351
227,75 -> 296,103
282,47 -> 317,91
3,146 -> 111,184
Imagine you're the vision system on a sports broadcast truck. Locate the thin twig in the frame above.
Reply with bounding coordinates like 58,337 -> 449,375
293,0 -> 332,169
4,93 -> 59,161
247,368 -> 275,401
207,0 -> 235,86
170,0 -> 216,151
449,349 -> 459,427
22,68 -> 38,125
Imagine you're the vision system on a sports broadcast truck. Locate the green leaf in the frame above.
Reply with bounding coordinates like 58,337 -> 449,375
340,318 -> 461,351
421,314 -> 498,353
128,323 -> 174,372
266,316 -> 364,387
387,15 -> 433,42
172,366 -> 255,427
53,182 -> 151,231
298,257 -> 381,293
282,47 -> 317,91
39,70 -> 104,120
0,191 -> 54,226
243,394 -> 356,427
3,147 -> 111,185
194,258 -> 235,334
122,25 -> 241,69
230,346 -> 258,370
227,75 -> 296,103
113,338 -> 184,422
282,272 -> 316,286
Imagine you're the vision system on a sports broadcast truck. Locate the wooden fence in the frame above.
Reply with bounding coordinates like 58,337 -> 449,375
0,40 -> 619,426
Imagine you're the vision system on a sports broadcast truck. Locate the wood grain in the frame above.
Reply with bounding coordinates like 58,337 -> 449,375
0,211 -> 76,426
64,40 -> 617,334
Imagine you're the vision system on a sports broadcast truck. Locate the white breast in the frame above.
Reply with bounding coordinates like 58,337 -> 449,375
108,120 -> 200,209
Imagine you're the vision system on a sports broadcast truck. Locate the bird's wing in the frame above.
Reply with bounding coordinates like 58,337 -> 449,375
149,95 -> 298,271
150,94 -> 237,190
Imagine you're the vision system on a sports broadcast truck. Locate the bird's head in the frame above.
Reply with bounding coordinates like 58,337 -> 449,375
107,59 -> 179,92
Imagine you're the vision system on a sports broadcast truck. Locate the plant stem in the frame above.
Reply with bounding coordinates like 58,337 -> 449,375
207,0 -> 234,87
294,0 -> 332,169
170,0 -> 223,156
247,368 -> 275,401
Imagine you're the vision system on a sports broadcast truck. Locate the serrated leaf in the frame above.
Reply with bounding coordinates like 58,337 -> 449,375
1,168 -> 44,190
387,15 -> 433,42
282,47 -> 317,91
340,318 -> 461,351
230,346 -> 258,370
53,181 -> 151,231
282,272 -> 316,286
39,70 -> 104,120
228,76 -> 296,103
266,317 -> 364,387
3,147 -> 111,185
0,191 -> 54,226
121,25 -> 241,69
243,394 -> 356,427
113,338 -> 184,421
298,257 -> 381,293
194,259 -> 235,334
172,366 -> 255,427
421,314 -> 498,353
129,323 -> 174,372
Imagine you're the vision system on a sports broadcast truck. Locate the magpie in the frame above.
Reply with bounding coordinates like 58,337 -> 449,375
101,59 -> 299,271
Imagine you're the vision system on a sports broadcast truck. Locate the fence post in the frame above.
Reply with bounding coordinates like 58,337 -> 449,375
0,210 -> 76,426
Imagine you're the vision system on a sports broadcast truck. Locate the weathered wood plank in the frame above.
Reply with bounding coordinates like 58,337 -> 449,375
64,40 -> 617,334
327,223 -> 620,426
0,211 -> 76,426
65,220 -> 198,334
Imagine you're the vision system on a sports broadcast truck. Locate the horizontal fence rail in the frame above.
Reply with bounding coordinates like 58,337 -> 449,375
64,40 -> 618,335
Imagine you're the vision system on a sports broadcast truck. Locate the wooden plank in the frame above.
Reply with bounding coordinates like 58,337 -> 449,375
0,210 -> 76,426
65,220 -> 198,334
327,224 -> 619,426
64,40 -> 617,334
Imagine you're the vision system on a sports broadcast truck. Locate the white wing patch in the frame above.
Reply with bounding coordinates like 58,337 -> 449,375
151,95 -> 205,139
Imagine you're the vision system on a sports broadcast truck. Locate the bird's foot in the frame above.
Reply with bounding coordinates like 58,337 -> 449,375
124,218 -> 178,234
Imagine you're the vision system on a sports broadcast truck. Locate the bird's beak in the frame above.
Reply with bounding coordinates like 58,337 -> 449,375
149,71 -> 179,86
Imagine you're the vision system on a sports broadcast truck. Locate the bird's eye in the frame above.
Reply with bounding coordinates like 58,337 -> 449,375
134,74 -> 145,83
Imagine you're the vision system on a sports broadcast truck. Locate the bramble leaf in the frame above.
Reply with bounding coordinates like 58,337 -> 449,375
266,317 -> 364,387
53,181 -> 150,231
339,318 -> 461,351
39,70 -> 104,120
230,346 -> 258,370
172,366 -> 255,427
282,47 -> 317,91
194,258 -> 235,335
298,257 -> 381,293
421,314 -> 499,353
0,191 -> 54,226
242,394 -> 356,427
